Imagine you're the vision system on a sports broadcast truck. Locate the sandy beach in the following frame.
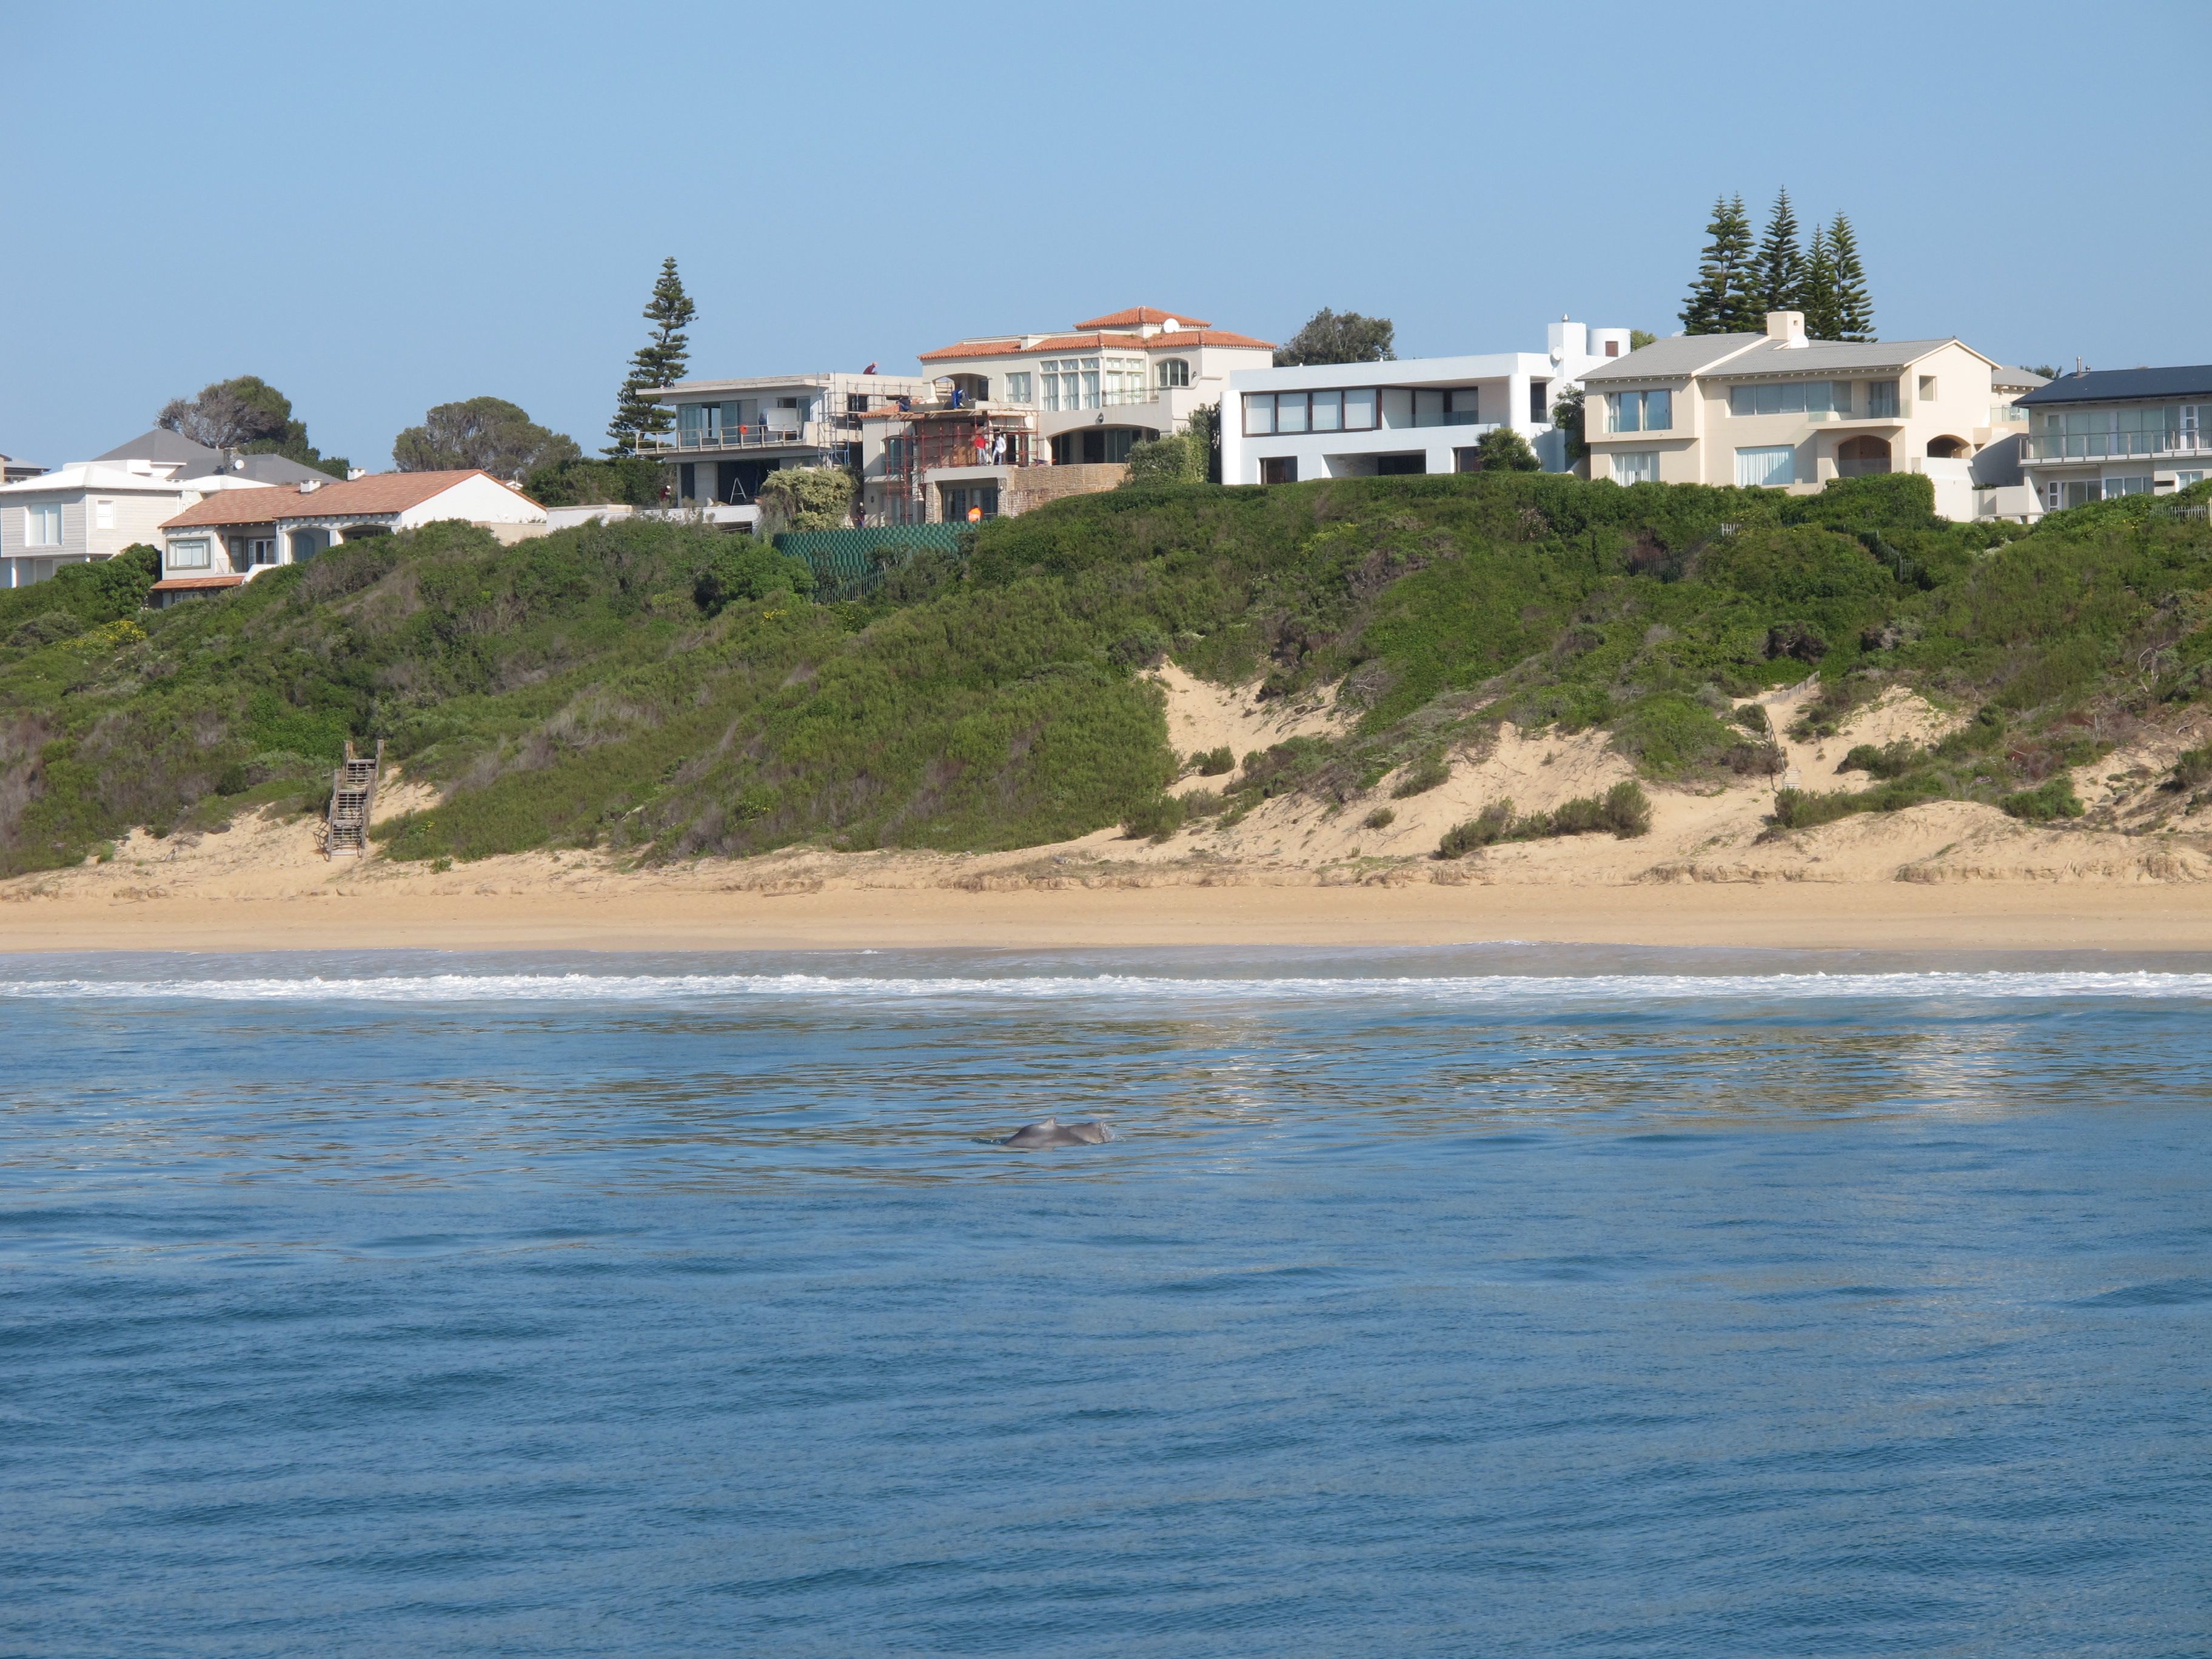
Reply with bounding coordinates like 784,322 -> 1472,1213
6,674 -> 2211,956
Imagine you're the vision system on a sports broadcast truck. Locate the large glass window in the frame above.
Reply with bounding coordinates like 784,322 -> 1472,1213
1310,389 -> 1342,432
1081,358 -> 1101,409
1343,387 -> 1376,430
1735,445 -> 1797,487
1248,389 -> 1380,435
1728,381 -> 1848,418
25,504 -> 61,546
1104,357 -> 1145,403
1608,389 -> 1672,432
1243,394 -> 1275,435
1865,380 -> 1899,417
168,537 -> 210,569
1276,394 -> 1309,434
1157,358 -> 1190,389
1005,372 -> 1032,405
1614,451 -> 1659,484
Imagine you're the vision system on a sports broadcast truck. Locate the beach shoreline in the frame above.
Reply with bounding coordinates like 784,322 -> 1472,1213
5,880 -> 2212,954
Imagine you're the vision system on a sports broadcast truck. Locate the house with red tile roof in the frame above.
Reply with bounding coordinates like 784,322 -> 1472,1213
873,306 -> 1273,523
151,470 -> 545,603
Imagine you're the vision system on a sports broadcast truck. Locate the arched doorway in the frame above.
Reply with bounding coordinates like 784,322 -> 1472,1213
1925,435 -> 1969,460
1836,435 -> 1892,477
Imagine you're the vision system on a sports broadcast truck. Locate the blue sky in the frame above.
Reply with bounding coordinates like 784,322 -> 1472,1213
4,0 -> 2207,472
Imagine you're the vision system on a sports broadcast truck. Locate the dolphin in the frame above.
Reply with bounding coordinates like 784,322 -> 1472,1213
994,1116 -> 1113,1148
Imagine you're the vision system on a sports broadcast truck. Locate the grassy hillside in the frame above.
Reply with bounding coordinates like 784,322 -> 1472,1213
1,472 -> 2208,877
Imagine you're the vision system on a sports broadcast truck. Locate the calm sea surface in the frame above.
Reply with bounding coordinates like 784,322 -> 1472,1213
2,946 -> 2209,1657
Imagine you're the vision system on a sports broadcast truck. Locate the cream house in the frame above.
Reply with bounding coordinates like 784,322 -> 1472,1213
1581,312 -> 2017,520
153,470 -> 546,604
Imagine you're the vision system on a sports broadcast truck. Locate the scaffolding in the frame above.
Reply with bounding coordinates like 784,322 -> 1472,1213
872,405 -> 1038,525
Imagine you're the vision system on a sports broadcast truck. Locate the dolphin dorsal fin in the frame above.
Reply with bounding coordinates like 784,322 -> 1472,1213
1035,1117 -> 1057,1128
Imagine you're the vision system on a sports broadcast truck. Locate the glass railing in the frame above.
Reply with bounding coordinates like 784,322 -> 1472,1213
2025,430 -> 2210,461
638,423 -> 822,452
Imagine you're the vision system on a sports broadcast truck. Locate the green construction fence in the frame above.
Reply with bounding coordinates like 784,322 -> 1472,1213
773,525 -> 965,598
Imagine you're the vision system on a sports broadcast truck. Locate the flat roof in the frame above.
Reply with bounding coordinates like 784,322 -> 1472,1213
2017,365 -> 2212,406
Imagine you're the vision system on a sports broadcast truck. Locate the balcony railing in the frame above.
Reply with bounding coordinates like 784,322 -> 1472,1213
637,421 -> 827,454
2024,429 -> 2211,462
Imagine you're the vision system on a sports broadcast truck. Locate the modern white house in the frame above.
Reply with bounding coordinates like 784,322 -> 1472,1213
1579,312 -> 2024,520
636,370 -> 938,512
0,429 -> 327,588
2016,365 -> 2212,514
152,470 -> 546,604
1219,318 -> 1630,486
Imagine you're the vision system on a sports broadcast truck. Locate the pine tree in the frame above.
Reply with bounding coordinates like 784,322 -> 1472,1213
606,256 -> 697,455
1752,189 -> 1804,320
1828,215 -> 1874,341
1797,223 -> 1840,340
1680,195 -> 1756,335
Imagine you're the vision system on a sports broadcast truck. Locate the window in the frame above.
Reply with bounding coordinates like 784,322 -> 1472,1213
2176,471 -> 2205,487
24,504 -> 61,546
1375,454 -> 1426,476
1103,357 -> 1147,404
1038,358 -> 1090,411
1453,447 -> 1482,474
1735,445 -> 1797,487
2105,475 -> 2152,497
1613,451 -> 1659,484
1413,389 -> 1480,427
1918,375 -> 1937,402
1005,372 -> 1033,405
93,498 -> 116,531
1530,378 -> 1550,424
1157,358 -> 1190,389
940,483 -> 1000,522
1866,380 -> 1899,417
1728,381 -> 1848,418
249,537 -> 278,566
1604,340 -> 1621,357
1260,457 -> 1297,485
1082,357 -> 1101,408
1608,389 -> 1672,432
167,537 -> 210,570
677,403 -> 722,443
1246,389 -> 1380,436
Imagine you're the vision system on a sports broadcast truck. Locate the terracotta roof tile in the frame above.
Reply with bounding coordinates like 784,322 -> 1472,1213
149,575 -> 247,592
160,470 -> 511,530
1071,306 -> 1212,330
918,328 -> 1274,363
1147,329 -> 1275,352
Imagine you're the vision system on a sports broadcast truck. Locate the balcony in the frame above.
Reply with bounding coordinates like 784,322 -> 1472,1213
636,421 -> 829,454
2023,429 -> 2211,463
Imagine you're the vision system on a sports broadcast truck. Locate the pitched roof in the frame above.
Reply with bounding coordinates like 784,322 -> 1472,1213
1147,329 -> 1274,352
1581,333 -> 1974,383
1072,306 -> 1211,330
149,575 -> 248,592
2017,365 -> 2212,406
1991,366 -> 2052,392
160,469 -> 502,529
179,453 -> 341,486
92,427 -> 221,464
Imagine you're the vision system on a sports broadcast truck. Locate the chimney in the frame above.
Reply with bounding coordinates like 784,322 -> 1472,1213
298,478 -> 322,494
1766,310 -> 1808,348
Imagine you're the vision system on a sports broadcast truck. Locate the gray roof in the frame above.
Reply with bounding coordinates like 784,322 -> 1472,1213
2017,365 -> 2212,407
92,427 -> 222,464
1579,333 -> 1765,383
1582,333 -> 1965,384
1991,365 -> 2051,392
178,452 -> 335,486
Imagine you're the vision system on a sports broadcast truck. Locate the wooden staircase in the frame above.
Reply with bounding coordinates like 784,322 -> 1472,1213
324,738 -> 384,857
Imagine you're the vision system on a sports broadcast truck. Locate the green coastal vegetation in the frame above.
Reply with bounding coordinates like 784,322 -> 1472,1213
1,469 -> 2209,877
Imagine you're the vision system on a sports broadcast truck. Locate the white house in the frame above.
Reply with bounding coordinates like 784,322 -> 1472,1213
0,429 -> 323,588
1219,318 -> 1628,486
152,469 -> 546,604
2016,364 -> 2212,514
1579,313 -> 2026,520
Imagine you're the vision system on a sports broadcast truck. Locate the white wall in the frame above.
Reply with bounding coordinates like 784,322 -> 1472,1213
395,473 -> 548,526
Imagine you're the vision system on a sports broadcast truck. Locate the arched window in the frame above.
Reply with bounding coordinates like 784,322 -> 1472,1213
1156,358 -> 1191,389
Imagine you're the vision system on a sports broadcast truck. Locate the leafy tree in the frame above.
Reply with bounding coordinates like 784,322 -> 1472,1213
1629,329 -> 1657,351
1550,385 -> 1587,467
1680,195 -> 1756,335
523,454 -> 666,508
1469,426 -> 1540,472
754,466 -> 854,532
606,256 -> 697,455
393,397 -> 581,477
1751,189 -> 1803,318
158,375 -> 347,477
2027,364 -> 2059,382
1185,400 -> 1222,483
1828,214 -> 1874,341
1273,309 -> 1395,367
1797,223 -> 1841,340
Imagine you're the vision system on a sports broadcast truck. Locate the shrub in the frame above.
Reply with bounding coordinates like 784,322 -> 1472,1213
2170,745 -> 2212,791
1724,741 -> 1786,776
1390,753 -> 1450,797
1122,431 -> 1202,486
2000,777 -> 2085,822
1467,426 -> 1541,473
1437,801 -> 1514,857
1193,745 -> 1235,776
1363,806 -> 1395,830
694,542 -> 816,613
1597,780 -> 1652,837
756,466 -> 856,532
1840,740 -> 1921,779
1108,628 -> 1168,669
7,611 -> 84,648
1771,786 -> 1868,831
1121,793 -> 1186,840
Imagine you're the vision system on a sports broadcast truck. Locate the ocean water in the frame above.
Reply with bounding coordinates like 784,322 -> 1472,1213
2,945 -> 2209,1657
